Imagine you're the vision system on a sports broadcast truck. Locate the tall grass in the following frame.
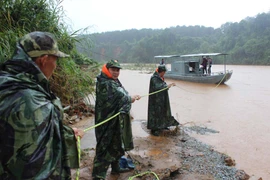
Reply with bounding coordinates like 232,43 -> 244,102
0,0 -> 98,106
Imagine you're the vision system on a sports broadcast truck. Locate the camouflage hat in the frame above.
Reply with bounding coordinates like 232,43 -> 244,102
19,31 -> 69,58
106,59 -> 122,69
158,65 -> 167,72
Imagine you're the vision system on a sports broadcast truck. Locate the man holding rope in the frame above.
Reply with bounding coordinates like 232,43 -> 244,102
92,59 -> 141,180
147,65 -> 179,136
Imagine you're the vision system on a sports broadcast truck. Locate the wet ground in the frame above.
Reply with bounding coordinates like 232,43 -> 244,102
70,117 -> 249,180
70,65 -> 270,180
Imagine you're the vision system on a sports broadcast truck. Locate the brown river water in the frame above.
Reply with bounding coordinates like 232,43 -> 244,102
117,65 -> 270,179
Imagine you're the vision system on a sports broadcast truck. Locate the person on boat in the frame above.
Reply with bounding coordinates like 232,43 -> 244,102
201,56 -> 208,74
160,58 -> 165,65
147,65 -> 179,136
92,59 -> 141,180
207,56 -> 212,75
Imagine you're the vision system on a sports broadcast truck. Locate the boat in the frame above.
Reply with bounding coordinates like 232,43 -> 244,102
154,53 -> 233,84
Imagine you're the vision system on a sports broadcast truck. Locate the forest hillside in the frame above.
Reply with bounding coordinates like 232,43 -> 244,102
78,12 -> 270,65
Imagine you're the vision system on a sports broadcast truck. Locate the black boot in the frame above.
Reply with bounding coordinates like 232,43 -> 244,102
111,160 -> 131,174
151,130 -> 159,136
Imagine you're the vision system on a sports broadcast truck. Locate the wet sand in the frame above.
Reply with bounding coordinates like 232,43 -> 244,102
119,65 -> 270,179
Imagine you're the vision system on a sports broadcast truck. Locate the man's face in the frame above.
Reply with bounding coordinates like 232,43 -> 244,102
159,71 -> 166,77
108,67 -> 120,80
45,55 -> 58,78
36,55 -> 58,79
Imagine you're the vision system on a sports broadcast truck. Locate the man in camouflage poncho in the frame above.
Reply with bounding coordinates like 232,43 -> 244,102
0,31 -> 84,179
92,60 -> 140,180
147,65 -> 179,136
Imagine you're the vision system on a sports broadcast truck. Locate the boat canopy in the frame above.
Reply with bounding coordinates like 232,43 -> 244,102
180,53 -> 228,57
154,53 -> 228,59
154,55 -> 180,59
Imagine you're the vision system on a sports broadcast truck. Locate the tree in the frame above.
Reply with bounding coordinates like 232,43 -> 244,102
79,12 -> 270,65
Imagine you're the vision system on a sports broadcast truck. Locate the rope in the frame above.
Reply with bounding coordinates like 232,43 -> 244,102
76,137 -> 81,180
140,86 -> 169,97
214,71 -> 228,88
128,171 -> 160,180
83,112 -> 120,132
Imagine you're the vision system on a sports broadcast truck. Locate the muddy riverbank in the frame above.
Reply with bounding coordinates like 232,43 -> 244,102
70,116 -> 251,180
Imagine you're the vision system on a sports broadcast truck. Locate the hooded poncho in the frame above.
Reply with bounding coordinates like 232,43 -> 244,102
94,65 -> 134,164
147,71 -> 179,130
0,44 -> 79,179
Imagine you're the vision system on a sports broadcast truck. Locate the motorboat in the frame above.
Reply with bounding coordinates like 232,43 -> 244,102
155,53 -> 233,84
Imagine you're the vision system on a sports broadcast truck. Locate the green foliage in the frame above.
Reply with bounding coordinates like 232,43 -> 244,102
82,12 -> 270,65
0,0 -> 98,105
51,57 -> 99,105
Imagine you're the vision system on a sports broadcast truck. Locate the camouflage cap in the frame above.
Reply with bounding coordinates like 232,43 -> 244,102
106,59 -> 122,69
19,31 -> 70,58
158,65 -> 167,72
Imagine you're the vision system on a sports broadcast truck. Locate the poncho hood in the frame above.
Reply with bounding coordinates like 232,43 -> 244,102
0,43 -> 51,95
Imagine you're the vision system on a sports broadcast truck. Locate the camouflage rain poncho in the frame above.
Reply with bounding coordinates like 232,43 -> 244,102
0,44 -> 79,179
147,71 -> 179,130
94,67 -> 134,166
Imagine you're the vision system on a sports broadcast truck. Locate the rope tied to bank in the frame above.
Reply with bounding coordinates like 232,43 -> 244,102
128,171 -> 159,180
75,87 -> 170,179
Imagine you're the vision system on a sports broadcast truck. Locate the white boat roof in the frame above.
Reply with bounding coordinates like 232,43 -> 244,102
180,53 -> 228,57
154,53 -> 228,59
154,55 -> 180,58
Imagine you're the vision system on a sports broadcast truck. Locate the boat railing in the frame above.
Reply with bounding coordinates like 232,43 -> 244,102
211,70 -> 233,76
166,70 -> 232,77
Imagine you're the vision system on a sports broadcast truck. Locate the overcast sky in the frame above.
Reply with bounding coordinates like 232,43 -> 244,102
61,0 -> 270,33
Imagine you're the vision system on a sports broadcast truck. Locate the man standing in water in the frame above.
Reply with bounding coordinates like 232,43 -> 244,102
92,59 -> 141,180
0,31 -> 84,179
147,65 -> 179,136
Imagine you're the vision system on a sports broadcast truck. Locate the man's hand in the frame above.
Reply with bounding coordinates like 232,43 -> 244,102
72,127 -> 85,139
131,95 -> 141,103
168,83 -> 176,88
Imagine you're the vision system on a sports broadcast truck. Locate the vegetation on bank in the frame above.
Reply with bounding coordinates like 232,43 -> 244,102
84,12 -> 270,65
0,0 -> 99,106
